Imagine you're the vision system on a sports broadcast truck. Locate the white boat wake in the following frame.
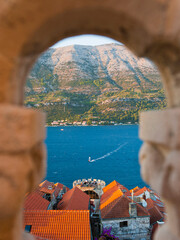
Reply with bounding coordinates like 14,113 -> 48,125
89,142 -> 128,162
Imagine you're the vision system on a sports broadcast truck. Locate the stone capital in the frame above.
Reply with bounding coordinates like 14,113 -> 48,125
139,108 -> 180,148
0,104 -> 46,153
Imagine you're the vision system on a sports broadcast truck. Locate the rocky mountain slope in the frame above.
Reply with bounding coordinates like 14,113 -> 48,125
26,43 -> 161,94
25,44 -> 166,125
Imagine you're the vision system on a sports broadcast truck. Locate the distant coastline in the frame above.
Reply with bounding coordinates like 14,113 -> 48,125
46,123 -> 139,127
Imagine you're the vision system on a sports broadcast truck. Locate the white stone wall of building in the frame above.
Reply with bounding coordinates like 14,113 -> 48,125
102,217 -> 150,240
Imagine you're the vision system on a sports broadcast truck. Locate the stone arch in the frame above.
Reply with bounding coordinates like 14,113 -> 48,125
84,190 -> 100,200
0,1 -> 180,240
1,0 -> 180,107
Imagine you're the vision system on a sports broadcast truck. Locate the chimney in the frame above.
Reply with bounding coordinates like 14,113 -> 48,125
129,202 -> 137,217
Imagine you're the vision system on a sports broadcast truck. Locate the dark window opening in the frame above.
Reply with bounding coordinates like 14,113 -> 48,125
25,225 -> 32,233
120,221 -> 128,228
43,193 -> 51,201
84,190 -> 99,199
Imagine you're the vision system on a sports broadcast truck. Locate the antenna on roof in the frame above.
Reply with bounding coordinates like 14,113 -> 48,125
132,190 -> 134,203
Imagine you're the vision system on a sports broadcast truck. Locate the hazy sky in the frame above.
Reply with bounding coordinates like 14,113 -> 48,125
52,34 -> 121,48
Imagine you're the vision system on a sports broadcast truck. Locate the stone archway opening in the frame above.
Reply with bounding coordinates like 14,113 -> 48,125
84,190 -> 100,200
25,34 -> 165,191
24,33 -> 166,240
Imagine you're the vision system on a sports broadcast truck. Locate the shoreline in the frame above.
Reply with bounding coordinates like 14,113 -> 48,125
46,124 -> 139,127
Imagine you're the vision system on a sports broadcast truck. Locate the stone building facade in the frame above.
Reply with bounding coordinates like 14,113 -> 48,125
102,217 -> 150,240
73,178 -> 105,211
0,1 -> 180,240
100,188 -> 151,240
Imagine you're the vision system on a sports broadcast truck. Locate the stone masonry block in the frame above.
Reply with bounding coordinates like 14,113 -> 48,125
0,152 -> 33,218
139,108 -> 180,148
0,104 -> 46,152
0,55 -> 14,103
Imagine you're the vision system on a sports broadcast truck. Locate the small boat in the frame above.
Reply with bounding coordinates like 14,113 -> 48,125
88,157 -> 91,162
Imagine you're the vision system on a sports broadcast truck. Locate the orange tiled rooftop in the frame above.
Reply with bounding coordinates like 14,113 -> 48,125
101,194 -> 150,219
57,187 -> 90,210
24,210 -> 92,240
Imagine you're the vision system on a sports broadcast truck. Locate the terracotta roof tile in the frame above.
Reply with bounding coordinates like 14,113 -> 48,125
54,182 -> 69,191
101,195 -> 149,219
57,187 -> 90,210
24,180 -> 69,211
40,188 -> 55,195
133,187 -> 151,196
26,187 -> 45,198
146,197 -> 165,213
102,180 -> 119,193
130,186 -> 140,193
100,189 -> 124,210
146,198 -> 154,209
103,180 -> 129,194
24,210 -> 91,240
53,183 -> 69,198
39,180 -> 54,188
38,181 -> 69,198
101,181 -> 130,208
24,192 -> 50,210
100,185 -> 120,203
146,198 -> 164,225
148,206 -> 164,225
152,200 -> 165,214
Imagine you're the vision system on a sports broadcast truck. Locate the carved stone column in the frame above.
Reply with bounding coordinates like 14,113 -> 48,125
139,108 -> 180,240
0,105 -> 46,240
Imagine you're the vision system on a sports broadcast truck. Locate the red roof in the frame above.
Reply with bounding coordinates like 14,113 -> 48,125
101,182 -> 164,224
57,187 -> 90,210
54,182 -> 69,190
133,187 -> 151,196
53,183 -> 69,198
146,198 -> 164,225
100,189 -> 123,210
146,197 -> 165,213
24,180 -> 69,211
40,187 -> 55,195
101,181 -> 130,204
152,199 -> 165,214
24,210 -> 91,240
101,195 -> 149,219
118,184 -> 130,195
146,198 -> 154,209
101,185 -> 119,203
39,181 -> 69,197
130,186 -> 140,193
39,180 -> 54,188
103,180 -> 129,194
24,192 -> 50,210
148,206 -> 164,225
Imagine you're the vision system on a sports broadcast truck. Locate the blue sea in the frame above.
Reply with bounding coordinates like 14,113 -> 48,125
45,125 -> 147,189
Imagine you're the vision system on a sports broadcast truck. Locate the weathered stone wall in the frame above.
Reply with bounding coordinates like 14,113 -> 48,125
102,216 -> 150,240
139,108 -> 180,240
0,0 -> 180,240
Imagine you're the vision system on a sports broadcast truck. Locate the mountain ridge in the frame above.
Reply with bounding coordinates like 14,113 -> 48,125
25,43 -> 166,124
26,43 -> 160,94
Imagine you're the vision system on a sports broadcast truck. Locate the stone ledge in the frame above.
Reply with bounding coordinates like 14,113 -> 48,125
139,108 -> 180,148
0,104 -> 46,152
